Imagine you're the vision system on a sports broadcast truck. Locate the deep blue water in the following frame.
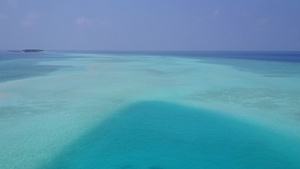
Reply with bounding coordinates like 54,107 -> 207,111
41,101 -> 300,169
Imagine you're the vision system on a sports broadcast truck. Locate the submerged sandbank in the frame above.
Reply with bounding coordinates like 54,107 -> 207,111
0,51 -> 300,168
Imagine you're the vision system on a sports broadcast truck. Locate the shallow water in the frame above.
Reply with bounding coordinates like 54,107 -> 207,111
0,51 -> 300,169
41,101 -> 300,169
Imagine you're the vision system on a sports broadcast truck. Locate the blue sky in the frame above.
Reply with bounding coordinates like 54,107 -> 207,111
0,0 -> 300,51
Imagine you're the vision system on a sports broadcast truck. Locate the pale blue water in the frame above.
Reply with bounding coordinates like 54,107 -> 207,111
0,51 -> 300,169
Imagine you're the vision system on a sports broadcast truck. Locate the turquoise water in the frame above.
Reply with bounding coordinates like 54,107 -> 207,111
42,101 -> 300,169
0,51 -> 300,169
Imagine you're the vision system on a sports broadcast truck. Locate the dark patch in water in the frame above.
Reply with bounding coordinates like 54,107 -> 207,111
0,60 -> 67,83
149,167 -> 164,169
198,57 -> 300,77
120,165 -> 135,169
141,68 -> 167,75
0,51 -> 72,83
40,101 -> 300,169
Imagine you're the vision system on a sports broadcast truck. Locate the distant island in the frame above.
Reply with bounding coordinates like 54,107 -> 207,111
8,49 -> 45,53
23,49 -> 45,53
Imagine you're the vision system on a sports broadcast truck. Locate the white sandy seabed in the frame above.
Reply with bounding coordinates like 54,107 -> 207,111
0,53 -> 300,168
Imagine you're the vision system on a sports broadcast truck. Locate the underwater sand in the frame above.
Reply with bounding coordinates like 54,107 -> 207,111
0,51 -> 300,169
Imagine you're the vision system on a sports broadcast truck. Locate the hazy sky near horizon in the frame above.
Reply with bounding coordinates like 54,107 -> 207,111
0,0 -> 300,51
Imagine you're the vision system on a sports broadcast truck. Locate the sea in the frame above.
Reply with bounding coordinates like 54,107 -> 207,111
0,51 -> 300,169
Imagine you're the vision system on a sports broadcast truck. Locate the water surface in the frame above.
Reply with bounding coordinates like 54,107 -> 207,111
0,51 -> 300,169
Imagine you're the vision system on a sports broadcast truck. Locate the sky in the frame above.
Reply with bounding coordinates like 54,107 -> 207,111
0,0 -> 300,51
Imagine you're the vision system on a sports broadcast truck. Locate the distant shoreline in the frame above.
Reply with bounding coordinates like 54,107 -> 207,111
8,49 -> 45,53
